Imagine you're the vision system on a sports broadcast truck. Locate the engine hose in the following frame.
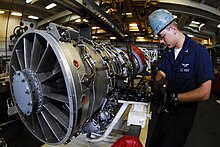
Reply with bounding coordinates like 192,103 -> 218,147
5,0 -> 15,63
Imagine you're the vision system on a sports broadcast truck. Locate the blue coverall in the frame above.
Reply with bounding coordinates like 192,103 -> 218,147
149,35 -> 213,147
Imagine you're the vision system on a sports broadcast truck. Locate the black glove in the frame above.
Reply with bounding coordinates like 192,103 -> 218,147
156,91 -> 179,113
152,78 -> 179,112
151,77 -> 168,112
152,77 -> 167,95
166,92 -> 179,106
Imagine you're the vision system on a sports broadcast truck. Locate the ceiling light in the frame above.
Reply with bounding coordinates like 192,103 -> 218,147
129,23 -> 137,27
11,12 -> 22,16
45,3 -> 57,9
189,23 -> 198,28
191,21 -> 200,25
126,12 -> 132,16
106,9 -> 110,13
28,15 -> 39,20
136,37 -> 147,42
110,37 -> 116,40
129,28 -> 139,32
0,10 -> 5,14
83,19 -> 89,22
187,34 -> 194,38
122,12 -> 132,16
92,26 -> 100,30
124,34 -> 128,37
184,26 -> 199,33
201,40 -> 208,44
26,0 -> 32,3
75,19 -> 81,22
173,15 -> 177,19
92,36 -> 98,39
199,23 -> 205,31
217,24 -> 220,28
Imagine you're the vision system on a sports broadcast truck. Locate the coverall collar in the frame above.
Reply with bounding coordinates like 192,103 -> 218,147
166,35 -> 191,67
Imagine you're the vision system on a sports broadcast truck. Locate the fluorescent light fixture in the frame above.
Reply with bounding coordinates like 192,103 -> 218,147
129,23 -> 137,27
26,0 -> 32,3
173,15 -> 177,19
136,37 -> 147,42
184,26 -> 199,33
92,36 -> 98,39
28,15 -> 39,20
199,23 -> 205,31
201,39 -> 208,44
0,10 -> 5,14
129,28 -> 139,32
187,34 -> 194,38
191,21 -> 200,25
122,12 -> 132,16
106,9 -> 110,13
189,23 -> 197,28
200,23 -> 205,28
92,26 -> 100,30
126,12 -> 132,16
83,19 -> 89,22
45,3 -> 57,9
217,24 -> 220,28
75,19 -> 81,22
110,37 -> 116,40
11,12 -> 22,16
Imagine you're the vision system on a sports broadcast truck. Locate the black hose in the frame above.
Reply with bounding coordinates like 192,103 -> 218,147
5,0 -> 14,64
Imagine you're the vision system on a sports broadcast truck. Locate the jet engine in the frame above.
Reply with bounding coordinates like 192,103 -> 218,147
9,23 -> 151,145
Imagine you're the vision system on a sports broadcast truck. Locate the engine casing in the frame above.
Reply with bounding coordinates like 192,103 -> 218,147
9,23 -> 149,145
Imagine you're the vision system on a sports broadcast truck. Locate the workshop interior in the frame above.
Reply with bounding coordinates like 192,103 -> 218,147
0,0 -> 220,147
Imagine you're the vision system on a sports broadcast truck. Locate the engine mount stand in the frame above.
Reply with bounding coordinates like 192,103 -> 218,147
86,100 -> 151,142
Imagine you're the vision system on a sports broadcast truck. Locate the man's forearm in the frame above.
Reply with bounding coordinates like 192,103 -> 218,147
178,80 -> 212,102
155,70 -> 166,81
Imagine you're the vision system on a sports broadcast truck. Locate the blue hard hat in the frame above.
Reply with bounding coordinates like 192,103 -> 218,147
148,9 -> 175,35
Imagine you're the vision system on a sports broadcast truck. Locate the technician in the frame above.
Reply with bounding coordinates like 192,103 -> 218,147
148,9 -> 213,147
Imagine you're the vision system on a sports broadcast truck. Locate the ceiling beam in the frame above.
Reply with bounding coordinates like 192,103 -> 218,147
161,3 -> 220,24
201,0 -> 206,4
160,0 -> 220,17
183,28 -> 217,43
125,0 -> 143,35
178,14 -> 190,28
0,0 -> 55,19
54,15 -> 81,24
53,0 -> 125,40
38,10 -> 73,27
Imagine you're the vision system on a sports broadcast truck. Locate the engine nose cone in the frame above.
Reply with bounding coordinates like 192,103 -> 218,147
12,71 -> 33,116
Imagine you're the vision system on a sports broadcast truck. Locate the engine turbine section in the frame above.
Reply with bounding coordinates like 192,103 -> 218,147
9,23 -> 148,145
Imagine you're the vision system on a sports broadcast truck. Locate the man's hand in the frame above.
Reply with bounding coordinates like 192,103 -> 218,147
152,77 -> 167,95
152,78 -> 179,111
152,77 -> 168,112
166,92 -> 179,106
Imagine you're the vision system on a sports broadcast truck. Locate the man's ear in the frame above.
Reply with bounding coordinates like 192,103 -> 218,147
171,25 -> 178,35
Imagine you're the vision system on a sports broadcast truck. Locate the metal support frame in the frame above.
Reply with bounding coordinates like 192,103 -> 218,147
125,0 -> 143,35
86,102 -> 129,142
53,0 -> 124,40
86,100 -> 151,142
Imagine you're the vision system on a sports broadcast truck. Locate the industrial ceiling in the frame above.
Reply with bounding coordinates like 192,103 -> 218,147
0,0 -> 220,45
